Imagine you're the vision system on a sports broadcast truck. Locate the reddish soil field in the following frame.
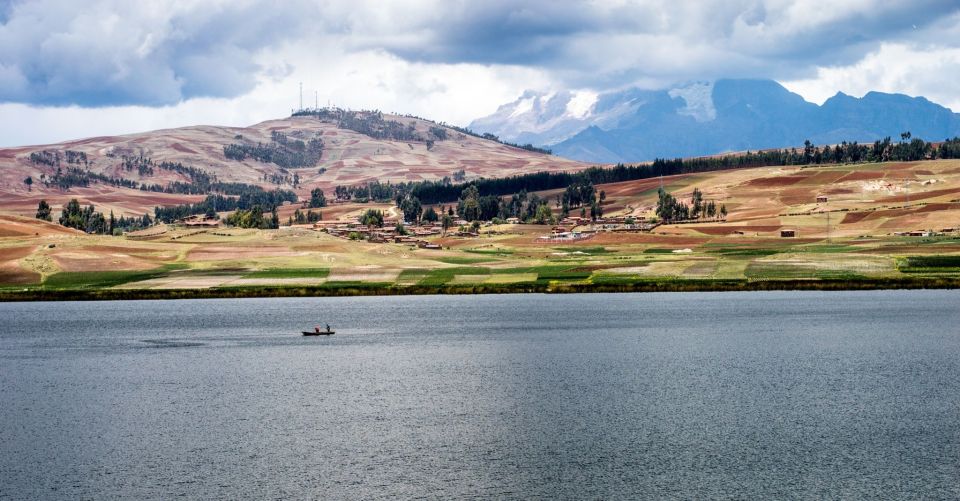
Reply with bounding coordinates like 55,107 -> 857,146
0,245 -> 36,260
880,187 -> 960,204
693,227 -> 741,235
0,262 -> 39,285
837,171 -> 885,182
840,212 -> 872,224
744,176 -> 808,187
801,171 -> 847,185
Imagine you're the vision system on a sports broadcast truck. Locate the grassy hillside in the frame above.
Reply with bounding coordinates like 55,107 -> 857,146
0,111 -> 585,217
2,158 -> 960,298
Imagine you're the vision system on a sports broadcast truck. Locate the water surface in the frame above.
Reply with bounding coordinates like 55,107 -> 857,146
1,291 -> 958,498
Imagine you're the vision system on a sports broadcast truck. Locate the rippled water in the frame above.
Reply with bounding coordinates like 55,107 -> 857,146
1,291 -> 959,499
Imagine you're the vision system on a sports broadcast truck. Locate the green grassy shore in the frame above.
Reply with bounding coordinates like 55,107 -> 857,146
3,276 -> 960,302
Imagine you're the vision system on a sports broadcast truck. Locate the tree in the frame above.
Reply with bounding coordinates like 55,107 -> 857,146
720,204 -> 727,219
458,185 -> 481,221
270,208 -> 280,229
422,206 -> 439,223
35,200 -> 52,221
400,196 -> 422,223
23,176 -> 32,191
360,209 -> 384,228
109,210 -> 116,235
309,188 -> 327,208
590,202 -> 602,221
534,203 -> 552,224
59,199 -> 83,229
441,214 -> 454,235
690,188 -> 703,218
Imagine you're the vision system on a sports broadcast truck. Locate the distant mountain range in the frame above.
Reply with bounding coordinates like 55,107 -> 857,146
469,79 -> 960,163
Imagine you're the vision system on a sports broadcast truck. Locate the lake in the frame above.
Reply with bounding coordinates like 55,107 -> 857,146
1,291 -> 958,499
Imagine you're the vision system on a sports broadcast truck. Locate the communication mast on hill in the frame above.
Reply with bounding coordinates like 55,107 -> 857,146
299,82 -> 303,111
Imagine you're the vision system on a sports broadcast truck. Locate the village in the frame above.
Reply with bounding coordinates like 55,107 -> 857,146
176,202 -> 667,249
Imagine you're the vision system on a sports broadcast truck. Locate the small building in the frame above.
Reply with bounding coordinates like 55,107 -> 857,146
906,230 -> 934,237
816,195 -> 828,203
780,229 -> 797,238
180,215 -> 220,227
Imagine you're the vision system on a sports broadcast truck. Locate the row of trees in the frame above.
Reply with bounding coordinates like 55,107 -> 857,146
39,167 -> 140,191
337,110 -> 424,142
223,131 -> 324,169
223,206 -> 280,229
440,123 -> 552,154
37,199 -> 152,235
152,189 -> 297,223
388,183 -> 605,227
655,188 -> 726,222
29,149 -> 88,167
327,134 -> 960,207
289,209 -> 322,225
309,188 -> 326,208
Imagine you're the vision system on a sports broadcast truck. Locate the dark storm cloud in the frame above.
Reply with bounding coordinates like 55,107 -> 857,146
367,0 -> 960,84
1,0 -> 959,107
0,0 -> 317,106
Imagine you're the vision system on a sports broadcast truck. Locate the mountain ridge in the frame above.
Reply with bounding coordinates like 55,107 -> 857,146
469,79 -> 960,163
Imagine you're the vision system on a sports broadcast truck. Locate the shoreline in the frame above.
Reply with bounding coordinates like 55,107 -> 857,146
2,277 -> 958,302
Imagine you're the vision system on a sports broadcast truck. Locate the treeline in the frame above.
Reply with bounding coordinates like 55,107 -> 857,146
290,107 -> 553,154
337,110 -> 424,142
655,188 -> 726,222
289,208 -> 322,225
29,149 -> 88,167
349,134 -> 960,205
223,206 -> 279,229
439,124 -> 552,154
37,199 -> 152,235
31,151 -> 295,201
334,181 -> 411,203
42,167 -> 140,191
121,155 -> 155,176
152,189 -> 298,223
223,130 -> 324,168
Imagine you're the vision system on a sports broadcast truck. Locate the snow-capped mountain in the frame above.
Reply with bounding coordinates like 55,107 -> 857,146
469,79 -> 960,163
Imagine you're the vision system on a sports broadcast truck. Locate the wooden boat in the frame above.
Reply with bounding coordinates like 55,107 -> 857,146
303,330 -> 335,336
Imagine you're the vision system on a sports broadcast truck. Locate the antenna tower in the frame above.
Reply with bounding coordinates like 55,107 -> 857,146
299,82 -> 303,110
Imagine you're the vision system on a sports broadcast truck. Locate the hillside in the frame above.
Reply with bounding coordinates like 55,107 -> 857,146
0,111 -> 586,216
3,157 -> 960,294
470,79 -> 960,163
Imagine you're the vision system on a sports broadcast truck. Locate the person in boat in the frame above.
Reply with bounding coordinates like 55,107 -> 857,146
325,324 -> 331,333
315,325 -> 320,333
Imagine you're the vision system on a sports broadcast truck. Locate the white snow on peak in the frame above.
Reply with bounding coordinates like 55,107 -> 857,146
509,95 -> 536,118
566,90 -> 598,119
668,81 -> 716,122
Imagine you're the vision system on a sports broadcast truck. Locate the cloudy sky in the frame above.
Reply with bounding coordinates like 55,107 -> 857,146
1,0 -> 960,146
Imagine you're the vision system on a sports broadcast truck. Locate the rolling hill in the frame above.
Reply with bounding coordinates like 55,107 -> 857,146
0,110 -> 586,216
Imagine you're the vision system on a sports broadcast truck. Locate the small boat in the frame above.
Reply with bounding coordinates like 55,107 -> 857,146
303,330 -> 335,336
